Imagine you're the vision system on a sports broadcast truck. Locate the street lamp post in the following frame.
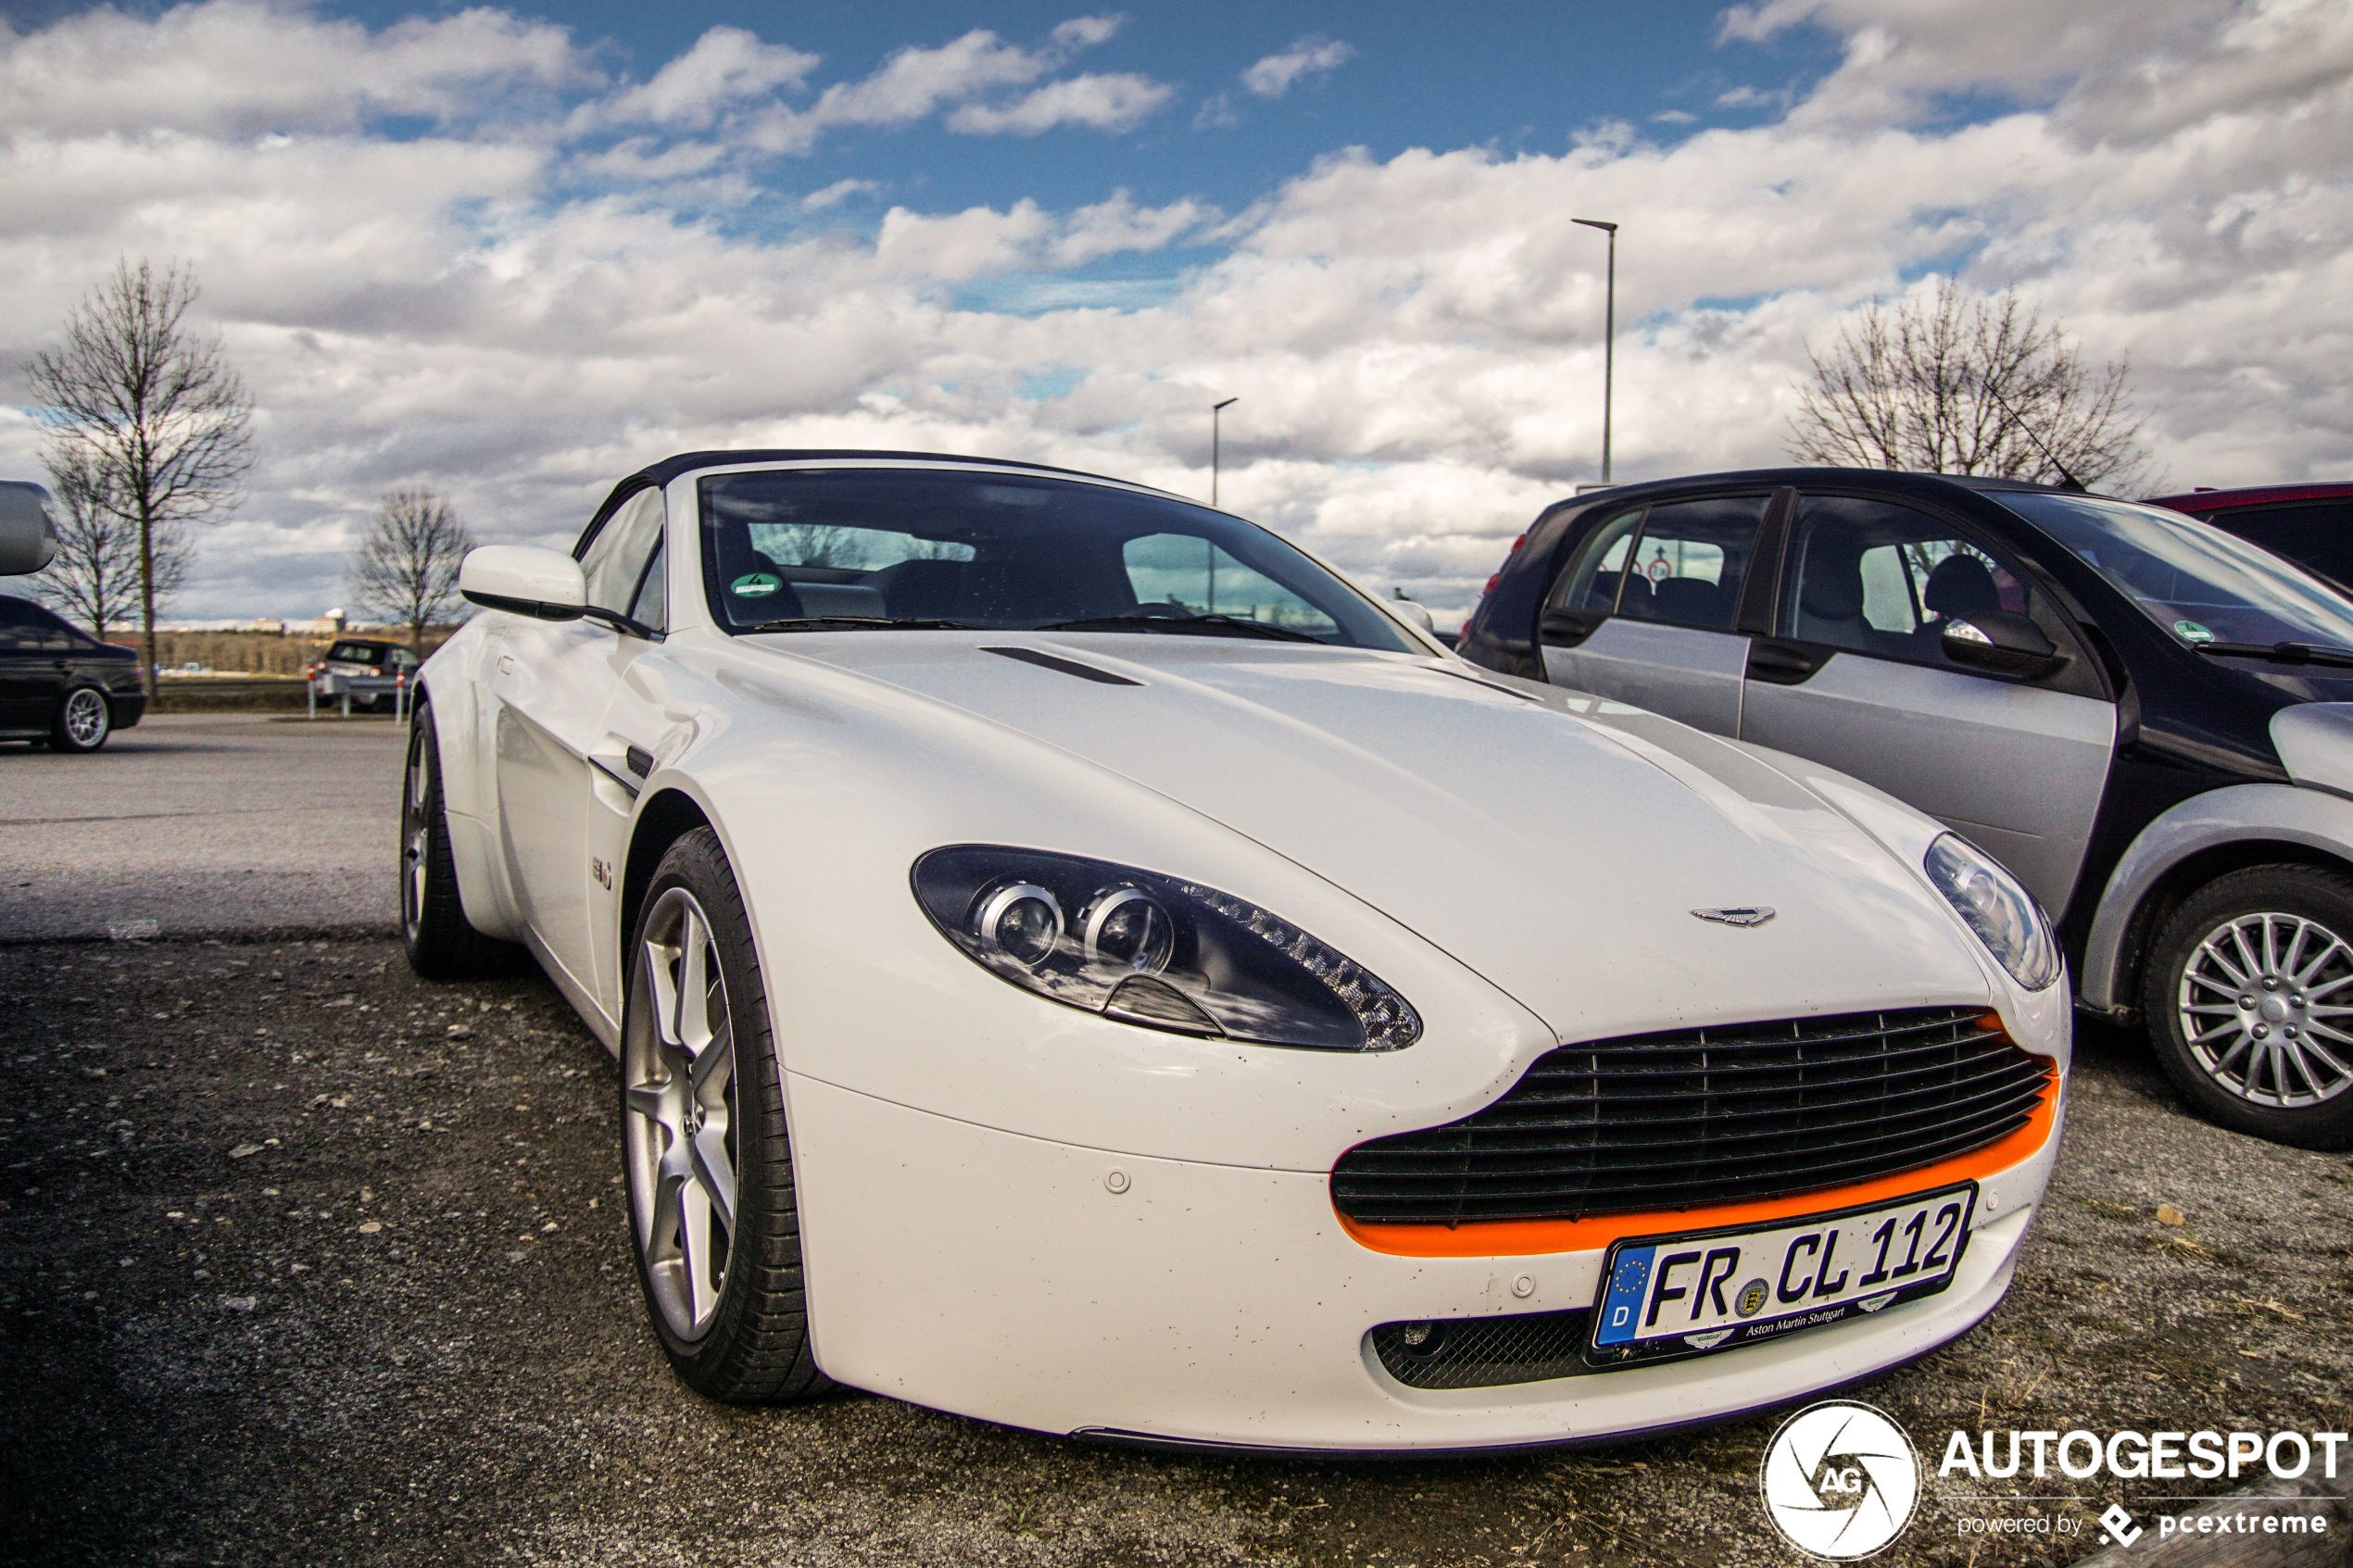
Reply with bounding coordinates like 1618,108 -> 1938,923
1210,395 -> 1238,508
1572,219 -> 1617,484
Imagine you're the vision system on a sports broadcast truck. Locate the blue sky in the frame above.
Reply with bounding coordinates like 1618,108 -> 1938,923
1,0 -> 2347,624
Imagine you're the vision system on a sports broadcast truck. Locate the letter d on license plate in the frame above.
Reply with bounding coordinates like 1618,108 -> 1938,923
1588,1185 -> 1975,1366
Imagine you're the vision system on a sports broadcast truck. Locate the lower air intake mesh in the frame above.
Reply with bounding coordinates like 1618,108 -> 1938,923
1370,1311 -> 1594,1389
1333,1007 -> 2050,1225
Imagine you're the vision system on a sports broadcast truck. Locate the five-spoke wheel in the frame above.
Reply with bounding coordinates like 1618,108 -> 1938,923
624,886 -> 740,1340
619,827 -> 830,1400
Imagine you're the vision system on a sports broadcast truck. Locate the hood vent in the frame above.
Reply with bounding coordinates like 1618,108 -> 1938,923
980,646 -> 1143,686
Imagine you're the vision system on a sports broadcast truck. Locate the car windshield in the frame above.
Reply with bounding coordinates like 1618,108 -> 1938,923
1997,491 -> 2353,650
697,467 -> 1414,651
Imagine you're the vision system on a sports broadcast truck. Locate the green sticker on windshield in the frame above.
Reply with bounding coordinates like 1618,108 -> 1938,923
731,573 -> 782,598
2175,620 -> 2216,643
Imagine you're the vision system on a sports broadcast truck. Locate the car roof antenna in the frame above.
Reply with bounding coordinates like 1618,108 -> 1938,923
1982,380 -> 2088,493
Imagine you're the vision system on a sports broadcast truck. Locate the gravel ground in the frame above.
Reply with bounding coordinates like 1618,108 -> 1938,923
0,715 -> 403,943
2,938 -> 2348,1568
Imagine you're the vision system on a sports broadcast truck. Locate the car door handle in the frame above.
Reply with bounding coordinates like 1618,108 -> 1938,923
1745,640 -> 1835,685
52,659 -> 69,670
1539,608 -> 1607,648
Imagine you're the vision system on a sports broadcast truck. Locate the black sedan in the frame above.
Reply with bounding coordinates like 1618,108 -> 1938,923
0,594 -> 145,751
1459,468 -> 2353,1149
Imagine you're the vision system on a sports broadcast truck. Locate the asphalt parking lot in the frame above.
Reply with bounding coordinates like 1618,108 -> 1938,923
0,713 -> 403,943
3,721 -> 2349,1568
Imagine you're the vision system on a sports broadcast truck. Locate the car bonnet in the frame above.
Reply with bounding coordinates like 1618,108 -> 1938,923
762,633 -> 1996,1041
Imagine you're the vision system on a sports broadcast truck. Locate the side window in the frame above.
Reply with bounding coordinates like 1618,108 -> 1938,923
11,601 -> 73,651
579,486 -> 667,620
1547,508 -> 1648,615
628,540 -> 666,631
1621,495 -> 1769,632
1781,495 -> 2037,671
0,597 -> 32,651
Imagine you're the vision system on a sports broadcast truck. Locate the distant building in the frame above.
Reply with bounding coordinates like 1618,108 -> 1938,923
248,618 -> 285,634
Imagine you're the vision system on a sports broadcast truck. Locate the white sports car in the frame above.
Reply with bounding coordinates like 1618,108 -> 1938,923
406,448 -> 2070,1452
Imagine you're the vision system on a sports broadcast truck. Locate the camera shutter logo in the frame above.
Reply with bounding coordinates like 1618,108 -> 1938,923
1759,1400 -> 1920,1560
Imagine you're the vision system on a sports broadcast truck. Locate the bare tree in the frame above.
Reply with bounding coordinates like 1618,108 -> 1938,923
30,438 -> 186,639
24,258 -> 255,696
350,487 -> 475,653
1787,280 -> 2157,492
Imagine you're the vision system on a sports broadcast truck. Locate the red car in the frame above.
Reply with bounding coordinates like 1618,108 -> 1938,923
2147,483 -> 2353,596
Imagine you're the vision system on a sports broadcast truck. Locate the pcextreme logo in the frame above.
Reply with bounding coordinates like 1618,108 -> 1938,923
1760,1401 -> 1922,1560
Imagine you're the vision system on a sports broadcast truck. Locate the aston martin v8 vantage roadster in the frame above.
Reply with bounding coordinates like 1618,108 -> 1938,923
405,449 -> 2070,1452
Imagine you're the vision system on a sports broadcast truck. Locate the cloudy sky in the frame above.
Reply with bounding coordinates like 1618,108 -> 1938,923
2,0 -> 2347,626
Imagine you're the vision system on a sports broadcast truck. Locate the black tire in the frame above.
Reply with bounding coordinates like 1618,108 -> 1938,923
2141,864 -> 2353,1150
51,686 -> 111,753
400,700 -> 532,979
621,827 -> 830,1403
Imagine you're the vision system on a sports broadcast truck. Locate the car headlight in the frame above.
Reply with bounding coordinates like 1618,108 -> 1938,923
912,846 -> 1422,1051
1924,834 -> 2061,991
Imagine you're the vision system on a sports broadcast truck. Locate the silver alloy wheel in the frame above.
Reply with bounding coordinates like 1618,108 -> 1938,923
624,886 -> 739,1340
2176,910 -> 2353,1108
61,688 -> 107,747
401,737 -> 429,939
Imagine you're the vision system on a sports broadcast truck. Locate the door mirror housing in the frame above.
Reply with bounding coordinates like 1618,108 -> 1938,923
1942,611 -> 2065,677
0,482 -> 60,576
460,546 -> 585,621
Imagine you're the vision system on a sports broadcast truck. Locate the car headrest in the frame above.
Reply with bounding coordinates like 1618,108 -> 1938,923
1799,558 -> 1866,619
1653,577 -> 1722,621
1924,554 -> 2003,621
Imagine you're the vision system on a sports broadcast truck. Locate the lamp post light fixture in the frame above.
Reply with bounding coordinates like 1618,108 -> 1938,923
1572,218 -> 1617,484
1210,395 -> 1239,508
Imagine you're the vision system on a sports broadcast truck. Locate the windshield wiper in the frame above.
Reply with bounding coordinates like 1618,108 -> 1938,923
1037,613 -> 1327,644
747,617 -> 980,633
2195,639 -> 2353,671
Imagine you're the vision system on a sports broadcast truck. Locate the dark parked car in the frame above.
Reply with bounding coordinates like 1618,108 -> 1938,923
0,594 -> 145,751
315,637 -> 421,712
1459,468 -> 2353,1149
2148,483 -> 2353,595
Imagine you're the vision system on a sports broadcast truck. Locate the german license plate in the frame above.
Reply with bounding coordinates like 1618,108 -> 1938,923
1587,1185 -> 1976,1366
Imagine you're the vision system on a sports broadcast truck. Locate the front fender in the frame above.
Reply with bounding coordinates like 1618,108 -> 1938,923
418,625 -> 526,941
2078,782 -> 2353,1011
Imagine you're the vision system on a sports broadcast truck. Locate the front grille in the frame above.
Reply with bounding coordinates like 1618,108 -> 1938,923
1370,1310 -> 1593,1389
1333,1008 -> 2050,1225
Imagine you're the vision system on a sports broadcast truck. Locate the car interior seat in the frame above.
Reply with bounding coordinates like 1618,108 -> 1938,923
883,559 -> 968,621
1793,549 -> 1869,646
1652,575 -> 1726,628
716,542 -> 805,621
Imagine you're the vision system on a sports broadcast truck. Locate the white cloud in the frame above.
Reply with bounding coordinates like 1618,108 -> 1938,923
3,0 -> 2348,628
734,19 -> 1159,155
0,0 -> 585,136
595,26 -> 818,130
1240,37 -> 1355,99
802,178 -> 879,209
947,73 -> 1172,135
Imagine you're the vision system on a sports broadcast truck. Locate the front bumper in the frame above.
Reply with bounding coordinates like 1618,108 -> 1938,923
787,1070 -> 2063,1452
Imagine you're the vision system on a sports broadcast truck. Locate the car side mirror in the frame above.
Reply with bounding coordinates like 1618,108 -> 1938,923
0,482 -> 60,576
1391,598 -> 1436,634
459,546 -> 586,621
1942,611 -> 2066,677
